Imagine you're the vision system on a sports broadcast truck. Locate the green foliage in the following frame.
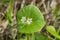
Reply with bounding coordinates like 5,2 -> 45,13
5,0 -> 12,22
51,1 -> 58,19
53,6 -> 58,19
0,0 -> 8,2
35,33 -> 50,40
46,26 -> 60,39
57,26 -> 60,34
16,5 -> 45,33
5,7 -> 11,22
55,26 -> 60,40
1,0 -> 60,40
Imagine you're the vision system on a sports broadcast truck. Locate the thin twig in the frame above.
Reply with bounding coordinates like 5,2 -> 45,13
42,0 -> 48,13
31,0 -> 36,5
21,0 -> 25,8
36,0 -> 43,8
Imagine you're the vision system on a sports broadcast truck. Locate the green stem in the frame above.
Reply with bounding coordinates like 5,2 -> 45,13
26,33 -> 30,40
17,32 -> 22,40
32,33 -> 35,40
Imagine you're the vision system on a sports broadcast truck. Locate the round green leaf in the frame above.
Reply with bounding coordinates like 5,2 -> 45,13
16,5 -> 45,33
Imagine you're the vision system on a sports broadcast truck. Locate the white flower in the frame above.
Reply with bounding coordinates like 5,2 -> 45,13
21,17 -> 32,24
27,18 -> 32,24
21,17 -> 26,23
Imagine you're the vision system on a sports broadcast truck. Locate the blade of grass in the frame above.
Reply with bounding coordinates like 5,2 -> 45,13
5,0 -> 12,23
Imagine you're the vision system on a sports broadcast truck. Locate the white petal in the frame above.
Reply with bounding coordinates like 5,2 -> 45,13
21,17 -> 26,23
27,18 -> 32,24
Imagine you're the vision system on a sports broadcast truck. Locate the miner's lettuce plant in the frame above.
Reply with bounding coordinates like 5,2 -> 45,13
16,5 -> 45,33
16,5 -> 45,40
1,0 -> 60,40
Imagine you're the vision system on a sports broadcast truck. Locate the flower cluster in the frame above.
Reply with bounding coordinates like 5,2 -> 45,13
21,17 -> 32,24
